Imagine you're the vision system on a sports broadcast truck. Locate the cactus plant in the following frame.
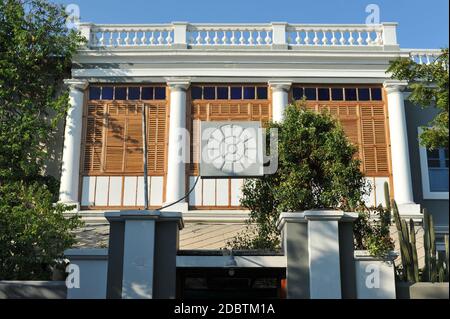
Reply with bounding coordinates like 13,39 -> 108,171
409,218 -> 420,282
445,234 -> 449,281
423,209 -> 438,282
386,181 -> 448,283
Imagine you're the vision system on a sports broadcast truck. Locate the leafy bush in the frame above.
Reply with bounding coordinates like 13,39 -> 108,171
0,0 -> 85,279
0,181 -> 82,280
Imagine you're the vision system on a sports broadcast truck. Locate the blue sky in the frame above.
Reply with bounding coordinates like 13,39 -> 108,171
52,0 -> 448,48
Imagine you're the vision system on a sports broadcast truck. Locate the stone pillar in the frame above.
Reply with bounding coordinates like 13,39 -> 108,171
105,210 -> 183,299
384,80 -> 420,217
59,79 -> 88,208
277,213 -> 310,299
165,80 -> 190,209
269,81 -> 291,122
277,210 -> 358,299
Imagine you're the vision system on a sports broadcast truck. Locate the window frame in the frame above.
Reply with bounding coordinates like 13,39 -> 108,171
418,127 -> 449,199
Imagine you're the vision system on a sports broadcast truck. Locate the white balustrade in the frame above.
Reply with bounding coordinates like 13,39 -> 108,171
89,25 -> 174,47
408,49 -> 442,65
187,25 -> 273,46
286,25 -> 384,47
79,22 -> 401,49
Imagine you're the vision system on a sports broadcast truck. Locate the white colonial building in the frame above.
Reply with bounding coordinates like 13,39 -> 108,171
56,21 -> 448,299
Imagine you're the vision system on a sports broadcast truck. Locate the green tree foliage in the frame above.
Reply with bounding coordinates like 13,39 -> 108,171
228,103 -> 368,250
0,181 -> 82,279
388,48 -> 449,149
0,0 -> 84,279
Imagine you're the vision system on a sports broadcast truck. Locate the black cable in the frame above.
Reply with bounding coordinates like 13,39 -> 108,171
155,175 -> 201,211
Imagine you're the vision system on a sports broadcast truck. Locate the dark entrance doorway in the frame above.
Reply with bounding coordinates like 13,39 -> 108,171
177,268 -> 286,299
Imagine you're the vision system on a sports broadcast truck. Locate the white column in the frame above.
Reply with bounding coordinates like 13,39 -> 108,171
165,80 -> 190,206
59,79 -> 88,208
384,81 -> 415,204
269,81 -> 291,122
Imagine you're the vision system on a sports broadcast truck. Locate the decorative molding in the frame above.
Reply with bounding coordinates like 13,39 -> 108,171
166,78 -> 190,91
268,80 -> 292,92
383,80 -> 408,93
64,79 -> 89,91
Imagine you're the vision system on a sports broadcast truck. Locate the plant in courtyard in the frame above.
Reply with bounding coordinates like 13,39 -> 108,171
352,182 -> 393,258
0,0 -> 85,279
392,197 -> 449,283
388,48 -> 449,149
228,102 -> 385,251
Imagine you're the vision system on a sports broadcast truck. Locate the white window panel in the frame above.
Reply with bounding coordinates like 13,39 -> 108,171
230,178 -> 243,206
202,179 -> 216,206
216,179 -> 229,206
375,177 -> 390,207
123,176 -> 137,206
81,176 -> 96,206
108,176 -> 122,206
95,176 -> 109,206
150,176 -> 163,206
189,176 -> 202,206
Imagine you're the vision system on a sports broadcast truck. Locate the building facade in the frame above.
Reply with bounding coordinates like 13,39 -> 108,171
57,22 -> 448,251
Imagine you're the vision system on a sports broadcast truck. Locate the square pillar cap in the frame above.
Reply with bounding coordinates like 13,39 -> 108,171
105,210 -> 184,229
277,209 -> 358,230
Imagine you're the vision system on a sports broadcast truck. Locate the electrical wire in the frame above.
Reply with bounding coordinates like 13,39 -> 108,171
155,175 -> 201,211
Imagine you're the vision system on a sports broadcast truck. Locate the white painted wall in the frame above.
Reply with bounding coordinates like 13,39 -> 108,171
354,251 -> 397,299
65,249 -> 108,299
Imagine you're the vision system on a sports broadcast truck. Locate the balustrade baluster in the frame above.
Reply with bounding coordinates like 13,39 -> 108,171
239,31 -> 245,45
125,32 -> 130,45
365,31 -> 372,45
339,31 -> 345,45
166,31 -> 173,44
196,32 -> 202,45
141,31 -> 146,46
205,31 -> 211,44
293,31 -> 300,45
264,31 -> 271,44
230,31 -> 236,44
313,31 -> 319,45
99,32 -> 105,46
321,30 -> 328,45
116,31 -> 121,46
357,31 -> 363,45
248,30 -> 254,45
213,31 -> 219,44
108,31 -> 113,46
149,31 -> 155,44
304,30 -> 310,45
221,30 -> 228,44
331,30 -> 337,45
348,31 -> 355,45
256,31 -> 262,45
157,31 -> 164,44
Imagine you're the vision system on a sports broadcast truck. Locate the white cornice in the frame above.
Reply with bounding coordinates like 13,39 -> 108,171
73,67 -> 391,80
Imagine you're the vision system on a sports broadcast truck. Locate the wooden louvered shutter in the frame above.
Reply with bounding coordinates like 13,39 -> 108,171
84,104 -> 104,173
124,115 -> 143,172
360,104 -> 389,175
147,103 -> 167,174
104,104 -> 125,172
340,119 -> 360,158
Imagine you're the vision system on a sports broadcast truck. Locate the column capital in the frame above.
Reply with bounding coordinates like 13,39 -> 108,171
166,79 -> 191,92
269,80 -> 292,92
64,79 -> 89,91
383,80 -> 408,93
